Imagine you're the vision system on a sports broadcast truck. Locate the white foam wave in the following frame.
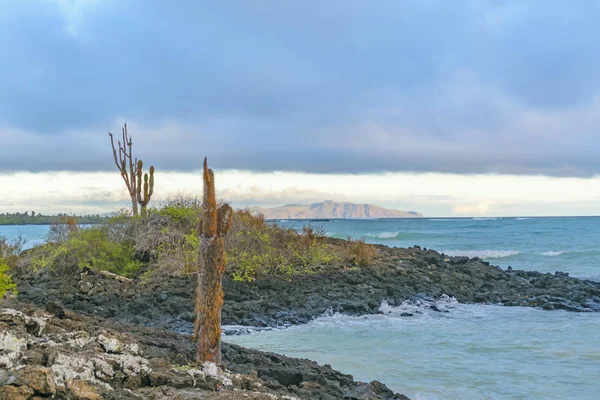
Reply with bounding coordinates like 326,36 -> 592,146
442,250 -> 521,259
472,217 -> 500,221
222,325 -> 276,336
515,217 -> 532,220
379,294 -> 459,316
541,251 -> 567,257
366,231 -> 399,239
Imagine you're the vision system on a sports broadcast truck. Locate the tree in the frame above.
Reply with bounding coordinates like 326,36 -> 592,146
108,124 -> 155,216
193,158 -> 232,364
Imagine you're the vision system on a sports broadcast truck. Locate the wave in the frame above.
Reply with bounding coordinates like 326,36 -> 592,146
379,294 -> 459,316
366,231 -> 401,239
442,250 -> 521,259
222,325 -> 276,336
472,217 -> 500,221
541,251 -> 568,257
515,217 -> 533,220
365,231 -> 443,240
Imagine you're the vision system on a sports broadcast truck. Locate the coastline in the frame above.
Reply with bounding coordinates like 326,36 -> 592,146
6,240 -> 600,398
15,241 -> 600,332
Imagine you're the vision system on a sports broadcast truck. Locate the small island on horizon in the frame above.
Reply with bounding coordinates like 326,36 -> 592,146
253,200 -> 423,220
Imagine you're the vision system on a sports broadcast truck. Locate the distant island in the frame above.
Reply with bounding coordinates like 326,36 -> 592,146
0,212 -> 108,225
254,200 -> 423,219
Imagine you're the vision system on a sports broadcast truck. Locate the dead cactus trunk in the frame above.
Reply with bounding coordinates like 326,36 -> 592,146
193,157 -> 232,364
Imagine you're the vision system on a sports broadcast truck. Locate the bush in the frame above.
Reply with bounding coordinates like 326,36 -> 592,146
28,226 -> 143,277
18,195 -> 376,282
347,238 -> 377,267
225,210 -> 293,281
226,213 -> 341,281
0,258 -> 17,299
0,236 -> 22,298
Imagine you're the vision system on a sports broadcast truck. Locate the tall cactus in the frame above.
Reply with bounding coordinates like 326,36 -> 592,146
108,123 -> 155,216
108,124 -> 139,216
135,160 -> 155,216
193,157 -> 232,364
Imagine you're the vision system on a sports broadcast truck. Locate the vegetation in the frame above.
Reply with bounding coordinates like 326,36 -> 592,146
347,238 -> 377,267
0,260 -> 17,299
108,123 -> 155,216
0,236 -> 23,299
27,221 -> 143,277
13,196 -> 377,283
0,212 -> 107,225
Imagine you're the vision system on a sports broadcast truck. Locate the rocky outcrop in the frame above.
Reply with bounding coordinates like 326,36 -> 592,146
15,245 -> 600,333
0,303 -> 408,399
254,201 -> 423,219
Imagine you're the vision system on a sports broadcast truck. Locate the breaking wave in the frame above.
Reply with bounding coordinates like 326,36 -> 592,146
379,294 -> 459,316
365,231 -> 444,240
442,249 -> 521,259
541,251 -> 568,257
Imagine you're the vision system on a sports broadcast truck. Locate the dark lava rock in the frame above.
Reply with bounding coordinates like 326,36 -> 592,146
0,302 -> 409,400
15,246 -> 600,334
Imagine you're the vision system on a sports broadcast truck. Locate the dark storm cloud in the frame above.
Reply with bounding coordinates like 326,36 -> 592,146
1,0 -> 600,175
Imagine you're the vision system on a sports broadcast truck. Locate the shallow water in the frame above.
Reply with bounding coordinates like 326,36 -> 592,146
227,298 -> 600,400
0,224 -> 49,249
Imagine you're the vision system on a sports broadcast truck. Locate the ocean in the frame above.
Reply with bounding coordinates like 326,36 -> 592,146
3,217 -> 600,399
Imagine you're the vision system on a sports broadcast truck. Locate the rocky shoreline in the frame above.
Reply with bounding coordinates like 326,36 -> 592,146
0,301 -> 407,399
15,245 -> 600,333
6,244 -> 600,399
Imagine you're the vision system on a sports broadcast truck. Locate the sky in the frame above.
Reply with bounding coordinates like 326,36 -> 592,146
1,0 -> 600,217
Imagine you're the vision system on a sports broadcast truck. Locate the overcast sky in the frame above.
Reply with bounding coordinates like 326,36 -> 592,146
1,1 -> 600,216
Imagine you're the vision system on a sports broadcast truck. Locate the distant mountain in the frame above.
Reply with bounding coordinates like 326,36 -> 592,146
254,200 -> 423,219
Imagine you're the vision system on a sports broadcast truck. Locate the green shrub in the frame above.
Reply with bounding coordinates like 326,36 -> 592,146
0,258 -> 17,298
225,212 -> 340,281
290,239 -> 340,270
0,236 -> 21,298
28,227 -> 143,277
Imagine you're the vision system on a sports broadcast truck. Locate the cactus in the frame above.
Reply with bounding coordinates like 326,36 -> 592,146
193,157 -> 232,364
136,160 -> 155,216
108,124 -> 155,216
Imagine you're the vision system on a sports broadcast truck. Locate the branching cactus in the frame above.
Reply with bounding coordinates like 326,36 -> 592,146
108,124 -> 139,216
193,157 -> 233,364
135,160 -> 155,216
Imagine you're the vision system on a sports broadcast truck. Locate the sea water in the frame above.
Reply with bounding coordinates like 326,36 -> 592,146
229,217 -> 600,400
0,224 -> 50,249
227,299 -> 600,399
277,216 -> 600,280
4,218 -> 600,399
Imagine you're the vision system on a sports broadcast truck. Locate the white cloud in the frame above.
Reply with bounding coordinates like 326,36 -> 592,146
1,170 -> 600,217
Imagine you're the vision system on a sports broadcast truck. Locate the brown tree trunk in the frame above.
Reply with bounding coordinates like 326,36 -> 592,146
194,158 -> 232,364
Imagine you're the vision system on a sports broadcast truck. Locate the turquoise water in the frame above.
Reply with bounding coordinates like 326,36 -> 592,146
4,219 -> 600,399
277,217 -> 600,280
228,217 -> 600,400
227,299 -> 600,400
0,224 -> 50,249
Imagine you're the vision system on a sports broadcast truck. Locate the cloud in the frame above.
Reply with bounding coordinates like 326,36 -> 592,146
1,1 -> 600,176
2,170 -> 600,217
